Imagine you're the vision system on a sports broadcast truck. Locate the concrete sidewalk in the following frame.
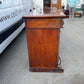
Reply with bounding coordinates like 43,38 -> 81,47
0,17 -> 84,84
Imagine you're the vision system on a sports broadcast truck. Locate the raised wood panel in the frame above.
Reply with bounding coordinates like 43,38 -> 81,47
25,18 -> 61,28
26,29 -> 60,68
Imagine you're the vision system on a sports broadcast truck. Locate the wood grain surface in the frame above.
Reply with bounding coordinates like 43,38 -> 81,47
26,28 -> 60,68
25,18 -> 61,28
24,7 -> 66,72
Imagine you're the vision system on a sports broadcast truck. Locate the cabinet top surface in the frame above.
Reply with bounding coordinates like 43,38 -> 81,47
23,8 -> 66,19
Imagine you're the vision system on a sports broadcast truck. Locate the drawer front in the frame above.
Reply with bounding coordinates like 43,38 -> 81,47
25,18 -> 61,28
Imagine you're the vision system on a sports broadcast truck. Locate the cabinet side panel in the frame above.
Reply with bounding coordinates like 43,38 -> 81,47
26,29 -> 59,68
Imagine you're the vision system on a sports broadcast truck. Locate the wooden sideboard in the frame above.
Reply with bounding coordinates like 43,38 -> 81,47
23,8 -> 66,72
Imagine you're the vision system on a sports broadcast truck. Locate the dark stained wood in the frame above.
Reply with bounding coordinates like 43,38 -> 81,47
25,18 -> 61,28
30,67 -> 64,73
23,8 -> 66,72
26,29 -> 59,68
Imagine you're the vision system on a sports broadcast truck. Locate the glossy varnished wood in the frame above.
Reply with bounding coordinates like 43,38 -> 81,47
26,29 -> 59,68
25,18 -> 61,28
23,8 -> 66,19
23,8 -> 66,72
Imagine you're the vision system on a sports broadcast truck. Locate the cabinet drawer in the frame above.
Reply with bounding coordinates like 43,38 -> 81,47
25,18 -> 61,29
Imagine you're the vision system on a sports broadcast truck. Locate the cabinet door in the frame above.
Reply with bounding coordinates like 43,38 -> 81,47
26,28 -> 60,68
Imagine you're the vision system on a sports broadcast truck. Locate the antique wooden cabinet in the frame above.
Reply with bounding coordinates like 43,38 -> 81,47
23,8 -> 66,72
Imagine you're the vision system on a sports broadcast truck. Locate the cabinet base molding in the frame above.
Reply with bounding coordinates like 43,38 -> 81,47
30,67 -> 64,73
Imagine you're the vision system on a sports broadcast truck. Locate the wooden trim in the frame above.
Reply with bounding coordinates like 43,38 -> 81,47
25,18 -> 61,29
51,0 -> 61,10
30,67 -> 64,73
